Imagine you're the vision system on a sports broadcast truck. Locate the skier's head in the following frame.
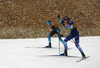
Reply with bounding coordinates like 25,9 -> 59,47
63,17 -> 70,23
63,17 -> 68,20
47,20 -> 52,24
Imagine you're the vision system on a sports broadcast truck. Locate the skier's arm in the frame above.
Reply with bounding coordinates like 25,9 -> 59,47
65,21 -> 74,29
51,26 -> 56,29
55,29 -> 61,34
58,19 -> 65,26
55,29 -> 64,37
59,19 -> 62,23
66,25 -> 73,29
57,14 -> 65,25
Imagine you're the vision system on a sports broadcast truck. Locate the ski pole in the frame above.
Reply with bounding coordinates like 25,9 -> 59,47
58,22 -> 60,55
57,13 -> 60,54
58,37 -> 60,54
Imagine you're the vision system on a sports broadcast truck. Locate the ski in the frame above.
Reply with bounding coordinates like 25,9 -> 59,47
26,47 -> 71,50
38,47 -> 56,49
57,55 -> 80,58
41,47 -> 72,50
76,56 -> 90,62
25,47 -> 57,49
42,47 -> 71,50
37,54 -> 81,58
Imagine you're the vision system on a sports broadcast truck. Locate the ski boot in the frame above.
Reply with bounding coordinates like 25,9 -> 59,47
60,50 -> 68,56
81,52 -> 86,58
45,43 -> 52,48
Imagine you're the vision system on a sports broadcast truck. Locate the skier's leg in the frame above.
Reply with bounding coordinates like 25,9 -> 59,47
58,36 -> 68,56
75,43 -> 86,58
48,34 -> 51,43
46,30 -> 57,48
58,35 -> 67,50
45,34 -> 52,48
64,34 -> 73,42
75,36 -> 86,58
59,34 -> 73,56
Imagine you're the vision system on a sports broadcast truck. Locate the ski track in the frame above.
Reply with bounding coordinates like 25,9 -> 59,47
0,36 -> 100,68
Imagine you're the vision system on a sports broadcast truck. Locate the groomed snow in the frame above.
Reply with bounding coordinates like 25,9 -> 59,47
0,36 -> 100,68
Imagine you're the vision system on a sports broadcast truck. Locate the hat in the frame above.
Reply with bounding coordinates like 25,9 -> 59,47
46,20 -> 52,24
63,17 -> 69,20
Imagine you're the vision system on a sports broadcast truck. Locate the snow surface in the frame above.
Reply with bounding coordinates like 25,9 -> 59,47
0,36 -> 100,68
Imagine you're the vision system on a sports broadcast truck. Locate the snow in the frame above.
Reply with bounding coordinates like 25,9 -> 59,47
0,36 -> 100,68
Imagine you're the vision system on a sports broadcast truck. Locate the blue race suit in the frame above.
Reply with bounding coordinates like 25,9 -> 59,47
59,19 -> 84,53
48,23 -> 67,50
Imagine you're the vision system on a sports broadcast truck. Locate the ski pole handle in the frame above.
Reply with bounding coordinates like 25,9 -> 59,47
57,14 -> 60,19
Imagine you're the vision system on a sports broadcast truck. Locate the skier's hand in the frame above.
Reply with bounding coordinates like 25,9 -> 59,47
57,14 -> 60,19
61,20 -> 65,25
48,20 -> 52,22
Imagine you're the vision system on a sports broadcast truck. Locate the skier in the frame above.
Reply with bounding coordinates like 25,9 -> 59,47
45,20 -> 68,56
57,14 -> 86,58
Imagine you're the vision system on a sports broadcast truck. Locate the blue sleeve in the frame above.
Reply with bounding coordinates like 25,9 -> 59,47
59,19 -> 62,23
59,19 -> 64,23
55,29 -> 61,34
66,25 -> 73,29
59,19 -> 65,25
66,20 -> 74,29
69,20 -> 74,25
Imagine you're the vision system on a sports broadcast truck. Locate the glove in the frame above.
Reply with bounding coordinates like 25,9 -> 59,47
47,20 -> 52,24
57,14 -> 60,19
61,20 -> 65,25
48,20 -> 52,22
